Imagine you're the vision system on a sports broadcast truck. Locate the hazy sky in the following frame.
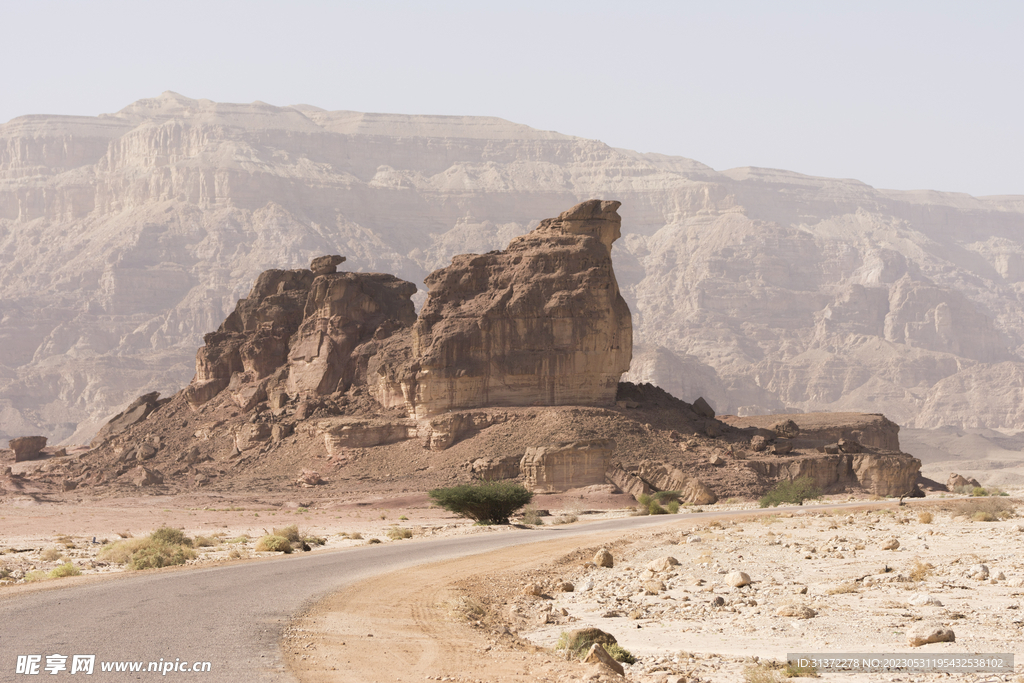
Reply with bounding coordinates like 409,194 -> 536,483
3,1 -> 1021,196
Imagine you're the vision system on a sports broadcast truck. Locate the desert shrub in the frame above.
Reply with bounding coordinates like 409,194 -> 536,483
55,535 -> 75,548
637,493 -> 653,506
23,570 -> 48,583
917,511 -> 933,524
48,562 -> 80,579
556,630 -> 609,658
520,506 -> 544,526
302,535 -> 326,546
386,527 -> 413,540
553,513 -> 578,525
652,491 -> 681,504
255,535 -> 293,553
341,532 -> 363,540
971,486 -> 989,497
193,536 -> 216,548
759,477 -> 822,508
227,535 -> 249,544
366,538 -> 381,544
648,501 -> 669,515
784,661 -> 819,677
909,558 -> 934,582
149,527 -> 192,547
429,481 -> 533,524
945,497 -> 1015,520
743,662 -> 785,683
973,511 -> 996,522
666,501 -> 681,514
273,525 -> 301,542
228,548 -> 243,559
602,643 -> 636,664
40,547 -> 63,562
98,528 -> 197,569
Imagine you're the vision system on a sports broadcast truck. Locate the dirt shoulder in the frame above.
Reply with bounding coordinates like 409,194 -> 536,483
286,498 -> 1024,683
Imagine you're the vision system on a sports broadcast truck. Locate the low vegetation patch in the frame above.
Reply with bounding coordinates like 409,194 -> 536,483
943,497 -> 1016,520
555,630 -> 634,663
917,511 -> 933,524
39,547 -> 63,562
909,558 -> 934,582
48,562 -> 80,579
429,481 -> 534,525
273,525 -> 301,543
98,526 -> 197,570
826,581 -> 859,595
386,527 -> 413,540
254,535 -> 293,553
519,505 -> 544,526
759,477 -> 822,508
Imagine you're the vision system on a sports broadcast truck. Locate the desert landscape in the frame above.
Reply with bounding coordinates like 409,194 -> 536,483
2,190 -> 1022,682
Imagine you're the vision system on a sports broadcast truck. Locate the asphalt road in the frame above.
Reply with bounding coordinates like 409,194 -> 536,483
0,502 -> 878,682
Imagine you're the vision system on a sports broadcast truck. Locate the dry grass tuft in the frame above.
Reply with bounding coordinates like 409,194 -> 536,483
826,581 -> 859,595
909,558 -> 934,582
917,511 -> 933,524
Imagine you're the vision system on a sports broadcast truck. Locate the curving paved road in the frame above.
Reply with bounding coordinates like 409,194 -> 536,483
0,502 -> 880,682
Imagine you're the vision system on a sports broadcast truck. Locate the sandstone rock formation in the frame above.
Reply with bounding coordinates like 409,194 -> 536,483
372,200 -> 632,418
9,436 -> 46,462
6,94 -> 1024,446
181,257 -> 417,412
520,440 -> 614,493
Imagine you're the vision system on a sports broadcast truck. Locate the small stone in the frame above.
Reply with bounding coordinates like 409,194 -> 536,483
582,643 -> 624,676
881,537 -> 900,550
686,535 -> 702,544
647,556 -> 680,573
522,583 -> 542,596
907,624 -> 955,646
968,564 -> 990,580
711,596 -> 725,607
725,571 -> 752,587
708,454 -> 725,467
644,580 -> 666,595
775,604 -> 816,619
908,593 -> 942,607
557,581 -> 575,592
594,548 -> 614,568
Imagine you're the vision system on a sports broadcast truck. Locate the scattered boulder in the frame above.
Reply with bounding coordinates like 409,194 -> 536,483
708,454 -> 725,466
681,478 -> 717,505
725,571 -> 752,587
522,583 -> 542,596
837,438 -> 862,453
583,643 -> 625,676
770,441 -> 793,455
131,466 -> 163,487
907,623 -> 954,646
692,396 -> 715,419
10,436 -> 47,462
556,581 -> 575,592
775,604 -> 816,619
134,444 -> 157,461
750,435 -> 768,452
947,473 -> 981,491
310,254 -> 346,275
908,593 -> 942,607
772,419 -> 800,438
647,556 -> 680,573
968,564 -> 990,580
297,469 -> 323,487
594,548 -> 614,568
881,538 -> 900,550
643,580 -> 666,594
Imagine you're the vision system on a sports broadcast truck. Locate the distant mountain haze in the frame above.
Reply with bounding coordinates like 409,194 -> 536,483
2,92 -> 1024,446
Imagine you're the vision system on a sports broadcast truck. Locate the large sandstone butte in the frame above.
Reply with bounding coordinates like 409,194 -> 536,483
372,200 -> 632,417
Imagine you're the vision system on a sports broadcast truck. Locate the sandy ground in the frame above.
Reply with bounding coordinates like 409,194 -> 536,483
286,495 -> 1024,683
0,487 -> 645,585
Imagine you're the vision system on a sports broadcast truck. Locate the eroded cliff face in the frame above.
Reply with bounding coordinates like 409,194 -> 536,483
374,200 -> 632,417
182,256 -> 417,412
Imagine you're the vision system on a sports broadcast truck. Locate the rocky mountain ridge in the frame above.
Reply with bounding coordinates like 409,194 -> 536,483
2,93 -> 1024,445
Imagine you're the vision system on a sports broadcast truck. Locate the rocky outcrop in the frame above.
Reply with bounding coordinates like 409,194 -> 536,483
182,256 -> 417,410
10,436 -> 47,462
745,452 -> 920,497
317,418 -> 416,456
90,392 -> 169,447
520,439 -> 615,493
372,200 -> 632,418
721,413 -> 901,452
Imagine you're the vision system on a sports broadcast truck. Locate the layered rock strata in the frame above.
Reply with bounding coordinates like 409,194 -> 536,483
520,439 -> 614,493
372,200 -> 632,418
